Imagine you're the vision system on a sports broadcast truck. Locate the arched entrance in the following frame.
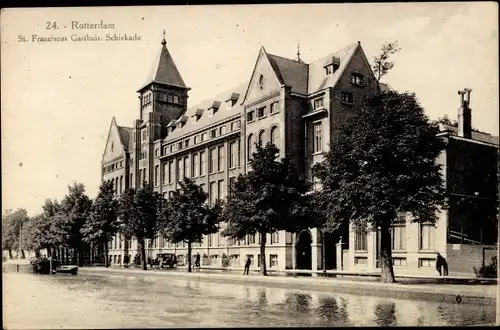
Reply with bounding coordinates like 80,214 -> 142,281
296,230 -> 312,270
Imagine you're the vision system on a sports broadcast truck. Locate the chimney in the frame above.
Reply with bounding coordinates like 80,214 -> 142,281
457,88 -> 472,139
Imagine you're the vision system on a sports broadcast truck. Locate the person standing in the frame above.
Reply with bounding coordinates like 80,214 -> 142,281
195,253 -> 201,269
243,256 -> 252,275
436,252 -> 448,276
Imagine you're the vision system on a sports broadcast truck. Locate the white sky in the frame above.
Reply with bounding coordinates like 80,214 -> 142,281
1,3 -> 498,216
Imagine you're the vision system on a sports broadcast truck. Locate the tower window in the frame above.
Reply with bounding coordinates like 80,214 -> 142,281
313,98 -> 324,110
351,73 -> 365,86
340,92 -> 354,104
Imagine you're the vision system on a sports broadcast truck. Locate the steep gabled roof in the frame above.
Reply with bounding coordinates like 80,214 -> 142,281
266,53 -> 309,95
307,42 -> 359,94
138,39 -> 188,92
117,126 -> 133,151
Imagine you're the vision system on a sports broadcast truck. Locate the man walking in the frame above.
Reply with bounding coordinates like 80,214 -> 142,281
436,252 -> 448,276
243,256 -> 252,275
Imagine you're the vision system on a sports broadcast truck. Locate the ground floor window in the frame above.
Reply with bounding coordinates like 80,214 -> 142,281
355,230 -> 367,251
392,225 -> 406,250
229,254 -> 240,266
419,258 -> 435,268
113,255 -> 117,264
270,254 -> 278,267
392,257 -> 406,267
354,256 -> 368,265
246,254 -> 255,266
420,224 -> 435,250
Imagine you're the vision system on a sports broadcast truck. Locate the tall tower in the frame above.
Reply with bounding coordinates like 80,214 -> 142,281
133,31 -> 190,188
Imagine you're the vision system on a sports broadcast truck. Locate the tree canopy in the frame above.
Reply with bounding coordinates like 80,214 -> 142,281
221,142 -> 312,275
313,91 -> 447,282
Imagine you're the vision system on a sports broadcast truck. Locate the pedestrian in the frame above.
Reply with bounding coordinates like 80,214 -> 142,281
436,252 -> 448,276
195,253 -> 201,269
243,256 -> 251,275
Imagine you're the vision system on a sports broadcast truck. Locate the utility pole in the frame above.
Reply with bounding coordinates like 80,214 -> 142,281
496,146 -> 500,326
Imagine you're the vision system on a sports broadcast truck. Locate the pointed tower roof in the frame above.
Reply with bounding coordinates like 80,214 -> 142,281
138,31 -> 189,92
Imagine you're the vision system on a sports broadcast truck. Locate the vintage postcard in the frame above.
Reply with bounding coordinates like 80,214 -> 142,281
1,3 -> 499,328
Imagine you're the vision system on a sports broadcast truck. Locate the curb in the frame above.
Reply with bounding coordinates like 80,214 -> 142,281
79,267 -> 495,306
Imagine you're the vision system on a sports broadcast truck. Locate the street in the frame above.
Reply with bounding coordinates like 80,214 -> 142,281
3,272 -> 495,328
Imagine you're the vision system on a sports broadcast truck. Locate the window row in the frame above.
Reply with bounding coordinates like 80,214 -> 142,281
246,101 -> 280,122
354,224 -> 436,252
104,175 -> 124,195
247,126 -> 280,160
103,160 -> 125,174
163,120 -> 241,156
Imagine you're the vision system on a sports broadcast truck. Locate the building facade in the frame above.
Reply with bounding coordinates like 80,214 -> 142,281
101,36 -> 384,270
102,36 -> 497,275
339,90 -> 499,276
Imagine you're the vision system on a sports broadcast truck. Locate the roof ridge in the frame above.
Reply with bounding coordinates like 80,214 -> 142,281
309,42 -> 358,66
267,52 -> 308,65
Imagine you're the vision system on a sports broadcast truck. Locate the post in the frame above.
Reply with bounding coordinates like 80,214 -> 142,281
322,229 -> 326,273
496,147 -> 500,326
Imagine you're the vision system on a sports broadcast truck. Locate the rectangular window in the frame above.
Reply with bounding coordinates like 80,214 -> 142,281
184,156 -> 190,178
229,177 -> 236,196
355,230 -> 367,251
194,136 -> 198,144
229,141 -> 237,168
313,98 -> 324,110
393,258 -> 407,267
270,255 -> 278,268
392,225 -> 406,250
219,126 -> 226,136
200,151 -> 206,176
142,129 -> 147,141
218,180 -> 224,201
210,182 -> 217,205
192,153 -> 199,177
247,111 -> 254,122
177,158 -> 183,182
154,149 -> 158,157
201,133 -> 207,142
271,231 -> 279,244
325,65 -> 333,75
419,258 -> 435,268
248,234 -> 256,245
313,121 -> 323,153
340,91 -> 354,104
184,139 -> 189,148
162,164 -> 168,185
354,257 -> 368,265
270,101 -> 279,114
209,148 -> 217,173
168,161 -> 173,183
257,107 -> 265,118
154,165 -> 159,186
173,95 -> 179,103
420,224 -> 435,250
210,129 -> 217,138
167,95 -> 173,102
351,73 -> 365,86
177,142 -> 182,150
218,146 -> 224,171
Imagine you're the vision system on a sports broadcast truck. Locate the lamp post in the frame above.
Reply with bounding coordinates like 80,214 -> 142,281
496,147 -> 500,326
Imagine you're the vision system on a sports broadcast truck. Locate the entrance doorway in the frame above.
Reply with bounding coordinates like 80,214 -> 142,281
296,230 -> 312,270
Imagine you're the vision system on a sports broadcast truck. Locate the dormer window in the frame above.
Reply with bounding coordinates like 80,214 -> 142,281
351,73 -> 365,86
325,65 -> 334,75
226,93 -> 240,108
208,101 -> 222,116
313,97 -> 324,110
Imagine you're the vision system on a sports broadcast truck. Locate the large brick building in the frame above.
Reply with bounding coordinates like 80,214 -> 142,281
100,35 -> 498,275
101,35 -> 384,270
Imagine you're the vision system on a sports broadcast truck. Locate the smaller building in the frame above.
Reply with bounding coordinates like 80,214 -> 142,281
339,89 -> 499,276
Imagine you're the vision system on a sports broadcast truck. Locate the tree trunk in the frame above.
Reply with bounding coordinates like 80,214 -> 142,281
72,248 -> 77,265
187,241 -> 192,273
20,249 -> 26,259
259,232 -> 267,276
104,241 -> 109,268
8,249 -> 13,259
35,249 -> 41,259
379,222 -> 396,283
123,238 -> 129,267
139,239 -> 147,271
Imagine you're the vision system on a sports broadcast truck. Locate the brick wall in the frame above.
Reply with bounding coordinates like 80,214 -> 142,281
446,243 -> 497,275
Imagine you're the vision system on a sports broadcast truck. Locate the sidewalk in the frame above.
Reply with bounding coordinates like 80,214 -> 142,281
80,266 -> 496,306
